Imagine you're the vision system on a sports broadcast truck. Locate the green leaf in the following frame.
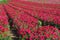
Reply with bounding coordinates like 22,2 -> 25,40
0,34 -> 2,40
0,0 -> 8,4
22,38 -> 25,40
2,36 -> 12,40
46,38 -> 51,40
38,21 -> 42,26
8,36 -> 12,40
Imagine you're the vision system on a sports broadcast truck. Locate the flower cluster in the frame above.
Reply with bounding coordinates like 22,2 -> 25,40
0,26 -> 9,37
4,4 -> 39,28
2,1 -> 60,40
4,3 -> 60,40
18,26 -> 60,40
9,0 -> 60,9
0,5 -> 12,40
0,5 -> 10,27
7,2 -> 60,25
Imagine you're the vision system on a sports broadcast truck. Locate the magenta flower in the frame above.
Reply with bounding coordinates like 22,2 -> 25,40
17,25 -> 60,40
0,0 -> 60,40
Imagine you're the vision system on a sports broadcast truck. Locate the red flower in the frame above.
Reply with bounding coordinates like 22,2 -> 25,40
17,25 -> 60,40
0,0 -> 60,40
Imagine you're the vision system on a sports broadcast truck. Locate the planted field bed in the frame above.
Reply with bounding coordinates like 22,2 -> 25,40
0,0 -> 60,40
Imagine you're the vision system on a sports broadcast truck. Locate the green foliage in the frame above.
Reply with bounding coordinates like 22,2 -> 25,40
0,0 -> 8,4
38,20 -> 42,26
46,38 -> 51,40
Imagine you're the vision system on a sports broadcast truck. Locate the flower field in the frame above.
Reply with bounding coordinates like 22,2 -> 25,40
0,0 -> 60,40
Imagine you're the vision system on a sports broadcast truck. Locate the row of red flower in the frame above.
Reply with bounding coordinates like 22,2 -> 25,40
9,0 -> 60,9
4,4 -> 39,27
4,2 -> 60,25
18,26 -> 60,40
3,2 -> 60,40
0,5 -> 11,39
2,5 -> 60,40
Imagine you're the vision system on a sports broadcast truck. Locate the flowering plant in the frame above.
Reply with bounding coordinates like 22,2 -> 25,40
18,26 -> 60,40
0,0 -> 60,40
